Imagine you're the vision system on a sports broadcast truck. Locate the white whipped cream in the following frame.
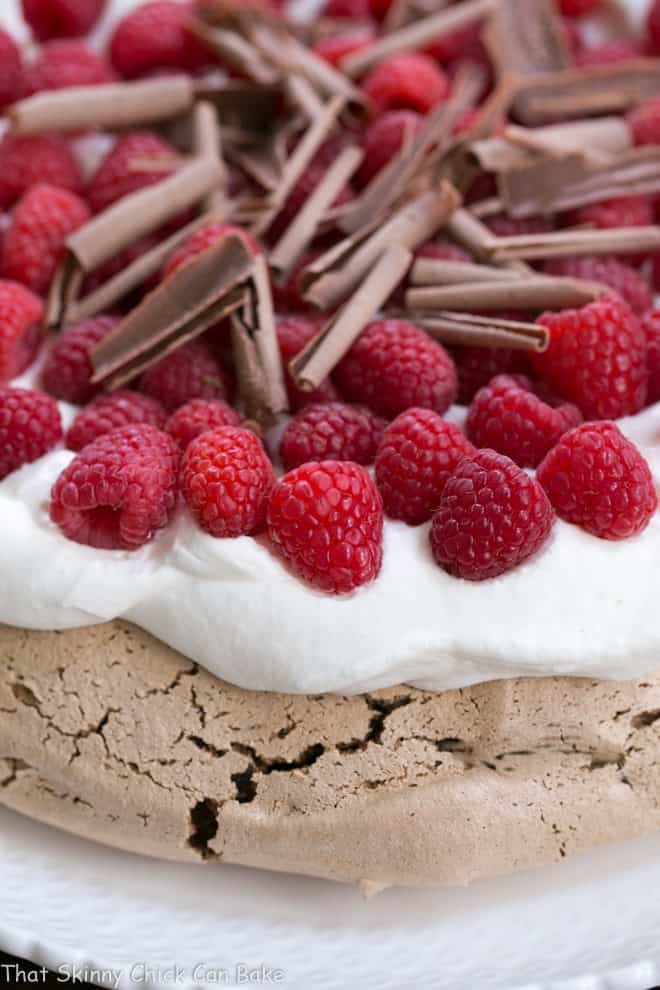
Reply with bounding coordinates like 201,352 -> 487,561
2,387 -> 660,694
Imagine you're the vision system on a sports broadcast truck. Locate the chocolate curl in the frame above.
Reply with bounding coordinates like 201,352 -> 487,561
270,145 -> 363,279
9,76 -> 195,135
90,233 -> 254,388
411,258 -> 527,286
67,156 -> 223,274
64,211 -> 224,325
195,80 -> 285,132
497,147 -> 660,218
191,20 -> 279,85
192,100 -> 228,214
444,207 -> 531,276
338,61 -> 484,236
286,75 -> 324,121
512,59 -> 660,125
406,275 -> 607,312
303,182 -> 461,311
340,0 -> 494,78
472,117 -> 632,172
290,245 -> 413,391
410,311 -> 548,350
251,95 -> 346,237
482,0 -> 570,82
46,254 -> 83,328
490,226 -> 660,262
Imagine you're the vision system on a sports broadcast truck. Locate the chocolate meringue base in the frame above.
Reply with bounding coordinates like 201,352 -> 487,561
1,620 -> 660,888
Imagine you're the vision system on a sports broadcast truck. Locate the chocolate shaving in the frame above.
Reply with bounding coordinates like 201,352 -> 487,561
290,245 -> 413,391
46,254 -> 83,328
9,76 -> 195,135
408,311 -> 548,350
251,95 -> 346,237
340,0 -> 494,78
490,226 -> 660,261
90,233 -> 254,387
512,59 -> 660,126
195,80 -> 285,132
498,147 -> 660,217
270,145 -> 363,279
191,20 -> 279,85
286,74 -> 324,120
482,0 -> 570,83
410,258 -> 527,286
303,182 -> 460,310
67,156 -> 223,274
406,275 -> 607,312
472,117 -> 632,172
445,208 -> 528,275
193,100 -> 228,213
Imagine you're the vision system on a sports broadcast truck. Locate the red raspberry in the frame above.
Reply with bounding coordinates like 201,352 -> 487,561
650,0 -> 660,54
313,28 -> 374,69
357,110 -> 423,188
466,374 -> 582,468
41,315 -> 119,403
568,194 -> 654,232
628,97 -> 660,146
362,54 -> 450,116
86,131 -> 180,215
0,134 -> 82,211
641,309 -> 660,405
335,319 -> 457,419
575,39 -> 642,67
0,29 -> 22,110
0,386 -> 62,480
486,214 -> 553,238
277,316 -> 339,411
21,0 -> 107,41
161,222 -> 260,280
415,239 -> 472,264
325,0 -> 371,17
109,1 -> 208,78
537,422 -> 657,540
272,253 -> 318,314
2,183 -> 90,296
280,402 -> 385,471
267,460 -> 383,593
452,346 -> 530,405
558,0 -> 602,14
165,398 -> 241,449
368,0 -> 393,19
533,295 -> 647,420
65,389 -> 167,452
180,426 -> 275,538
375,407 -> 476,524
50,423 -> 179,550
429,449 -> 554,581
544,256 -> 652,316
21,41 -> 116,97
139,341 -> 231,412
0,280 -> 44,383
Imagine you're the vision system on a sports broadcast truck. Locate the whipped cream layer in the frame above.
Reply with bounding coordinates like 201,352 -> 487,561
2,395 -> 660,695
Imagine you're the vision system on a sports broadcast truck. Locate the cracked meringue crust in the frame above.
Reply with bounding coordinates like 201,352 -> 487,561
2,620 -> 660,887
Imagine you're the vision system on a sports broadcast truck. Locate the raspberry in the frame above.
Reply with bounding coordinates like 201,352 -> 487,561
575,39 -> 642,67
50,423 -> 179,551
368,0 -> 393,19
325,0 -> 371,17
650,0 -> 660,54
267,460 -> 383,593
452,345 -> 530,405
0,29 -> 22,110
429,449 -> 554,581
375,407 -> 476,524
313,28 -> 374,69
0,281 -> 44,383
280,402 -> 385,471
628,97 -> 660,147
21,41 -> 116,97
180,426 -> 275,538
139,341 -> 230,412
21,0 -> 107,41
558,0 -> 602,14
41,315 -> 119,403
533,295 -> 647,420
544,256 -> 652,317
486,214 -> 553,238
466,374 -> 583,468
335,319 -> 457,419
641,310 -> 660,405
415,239 -> 472,265
357,110 -> 424,187
86,131 -> 180,215
109,1 -> 209,78
65,389 -> 167,452
0,134 -> 82,211
272,253 -> 318,314
362,54 -> 450,116
165,398 -> 241,449
537,422 -> 657,540
161,222 -> 260,280
277,316 -> 339,411
0,387 -> 62,480
2,183 -> 90,296
568,195 -> 654,232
